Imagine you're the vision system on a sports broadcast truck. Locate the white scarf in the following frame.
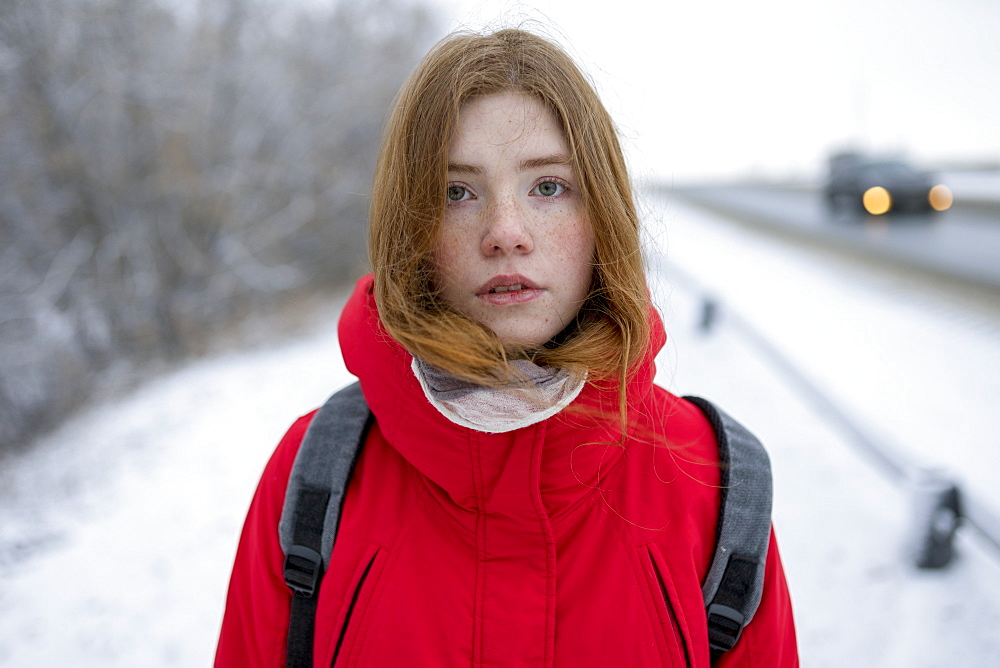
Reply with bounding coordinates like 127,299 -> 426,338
411,357 -> 585,434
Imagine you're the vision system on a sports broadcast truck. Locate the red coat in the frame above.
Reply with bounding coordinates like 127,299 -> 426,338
216,274 -> 798,667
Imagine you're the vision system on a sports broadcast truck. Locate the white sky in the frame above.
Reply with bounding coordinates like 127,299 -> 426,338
433,0 -> 1000,182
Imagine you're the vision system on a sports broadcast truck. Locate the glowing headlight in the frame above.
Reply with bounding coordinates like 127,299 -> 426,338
863,186 -> 892,215
929,184 -> 953,211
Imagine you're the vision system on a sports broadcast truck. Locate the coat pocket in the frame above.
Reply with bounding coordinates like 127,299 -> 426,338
645,544 -> 693,668
330,545 -> 383,667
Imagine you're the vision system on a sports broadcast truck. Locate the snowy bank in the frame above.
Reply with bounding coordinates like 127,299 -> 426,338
2,199 -> 999,666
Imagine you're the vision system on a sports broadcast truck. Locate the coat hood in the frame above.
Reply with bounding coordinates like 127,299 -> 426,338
338,274 -> 667,518
217,274 -> 799,668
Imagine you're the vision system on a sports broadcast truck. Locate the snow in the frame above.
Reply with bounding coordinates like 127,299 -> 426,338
644,194 -> 1000,666
0,305 -> 350,666
2,196 -> 1000,666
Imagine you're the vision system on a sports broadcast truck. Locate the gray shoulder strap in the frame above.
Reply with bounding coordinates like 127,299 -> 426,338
684,396 -> 773,659
279,381 -> 372,568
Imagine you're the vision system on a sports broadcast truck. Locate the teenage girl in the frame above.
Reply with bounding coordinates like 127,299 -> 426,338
216,28 -> 798,667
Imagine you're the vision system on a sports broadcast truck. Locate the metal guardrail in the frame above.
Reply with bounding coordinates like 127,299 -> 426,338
670,186 -> 1000,294
657,256 -> 1000,568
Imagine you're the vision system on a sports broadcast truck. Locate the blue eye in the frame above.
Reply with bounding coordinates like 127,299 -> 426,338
447,185 -> 470,202
534,181 -> 565,197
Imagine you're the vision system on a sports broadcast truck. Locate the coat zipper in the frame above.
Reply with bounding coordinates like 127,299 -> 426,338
648,546 -> 692,667
331,551 -> 379,667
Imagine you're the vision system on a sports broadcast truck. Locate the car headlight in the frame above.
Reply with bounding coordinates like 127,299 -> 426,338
863,186 -> 892,215
929,184 -> 953,211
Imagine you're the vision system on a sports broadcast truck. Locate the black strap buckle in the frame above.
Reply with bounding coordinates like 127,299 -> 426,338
284,544 -> 323,597
707,603 -> 746,653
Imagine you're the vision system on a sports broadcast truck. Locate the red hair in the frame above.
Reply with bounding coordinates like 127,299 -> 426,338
369,28 -> 649,394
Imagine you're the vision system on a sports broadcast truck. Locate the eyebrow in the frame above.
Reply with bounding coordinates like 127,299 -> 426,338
519,153 -> 572,170
446,162 -> 483,175
446,153 -> 572,175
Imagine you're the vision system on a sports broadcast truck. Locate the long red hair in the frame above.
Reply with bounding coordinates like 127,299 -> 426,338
369,28 -> 649,397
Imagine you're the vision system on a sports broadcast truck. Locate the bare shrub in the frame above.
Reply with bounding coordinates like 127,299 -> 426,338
0,0 -> 440,449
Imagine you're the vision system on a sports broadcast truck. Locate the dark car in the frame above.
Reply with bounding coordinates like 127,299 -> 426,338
825,154 -> 952,215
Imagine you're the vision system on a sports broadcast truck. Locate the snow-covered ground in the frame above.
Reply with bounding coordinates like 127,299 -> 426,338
1,196 -> 999,666
644,194 -> 1000,666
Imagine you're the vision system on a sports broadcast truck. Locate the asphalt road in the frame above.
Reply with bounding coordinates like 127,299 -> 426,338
670,185 -> 1000,292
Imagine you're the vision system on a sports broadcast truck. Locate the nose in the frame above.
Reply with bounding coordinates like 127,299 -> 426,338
481,194 -> 534,256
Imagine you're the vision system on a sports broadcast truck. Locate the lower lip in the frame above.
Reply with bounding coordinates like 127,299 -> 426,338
478,288 -> 543,305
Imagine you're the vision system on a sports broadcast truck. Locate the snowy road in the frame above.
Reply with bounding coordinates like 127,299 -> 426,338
673,183 -> 1000,290
645,194 -> 1000,666
1,197 -> 999,666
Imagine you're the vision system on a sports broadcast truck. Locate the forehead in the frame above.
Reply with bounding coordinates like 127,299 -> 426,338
448,92 -> 568,163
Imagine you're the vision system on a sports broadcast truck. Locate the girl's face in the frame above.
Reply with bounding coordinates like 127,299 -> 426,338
433,92 -> 595,347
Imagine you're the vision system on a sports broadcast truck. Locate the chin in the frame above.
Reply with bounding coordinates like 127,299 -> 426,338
491,325 -> 560,349
480,308 -> 577,349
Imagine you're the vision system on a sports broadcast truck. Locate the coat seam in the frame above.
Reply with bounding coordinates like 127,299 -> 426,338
329,544 -> 381,667
626,540 -> 675,665
470,430 -> 487,667
648,543 -> 694,667
528,422 -> 556,667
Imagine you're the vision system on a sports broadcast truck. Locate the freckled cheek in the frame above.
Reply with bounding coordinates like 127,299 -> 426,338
558,217 -> 596,297
431,227 -> 474,297
548,213 -> 594,257
533,207 -> 590,241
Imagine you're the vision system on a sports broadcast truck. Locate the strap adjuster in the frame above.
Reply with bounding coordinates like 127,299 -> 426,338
284,544 -> 323,597
707,603 -> 745,653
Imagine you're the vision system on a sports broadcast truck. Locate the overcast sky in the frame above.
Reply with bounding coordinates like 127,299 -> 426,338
432,0 -> 1000,183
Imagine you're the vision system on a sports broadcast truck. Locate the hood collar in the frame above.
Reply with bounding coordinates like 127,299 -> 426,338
338,274 -> 665,517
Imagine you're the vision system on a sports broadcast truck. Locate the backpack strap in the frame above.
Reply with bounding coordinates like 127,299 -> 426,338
685,396 -> 773,663
276,386 -> 770,665
278,381 -> 372,668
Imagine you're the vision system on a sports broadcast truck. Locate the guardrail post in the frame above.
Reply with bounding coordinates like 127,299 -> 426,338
656,253 -> 1000,566
906,468 -> 963,569
698,295 -> 720,334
